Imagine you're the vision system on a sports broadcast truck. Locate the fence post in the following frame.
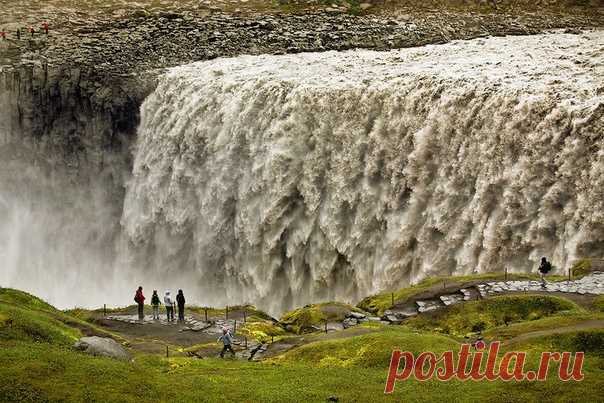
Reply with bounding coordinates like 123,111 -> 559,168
568,268 -> 572,282
103,304 -> 106,317
226,306 -> 229,320
443,280 -> 446,289
166,346 -> 169,358
325,321 -> 328,334
243,311 -> 247,323
205,308 -> 208,322
504,267 -> 508,281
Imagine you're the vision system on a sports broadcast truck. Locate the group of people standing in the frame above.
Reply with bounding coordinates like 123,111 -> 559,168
0,23 -> 49,40
134,286 -> 186,322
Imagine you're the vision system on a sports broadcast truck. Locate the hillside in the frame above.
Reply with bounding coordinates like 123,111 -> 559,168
1,272 -> 603,402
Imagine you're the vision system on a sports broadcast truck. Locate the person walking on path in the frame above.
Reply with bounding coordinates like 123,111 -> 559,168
151,290 -> 161,320
538,257 -> 552,288
176,289 -> 186,322
29,27 -> 35,37
42,22 -> 49,35
218,327 -> 236,358
134,286 -> 145,321
164,291 -> 174,322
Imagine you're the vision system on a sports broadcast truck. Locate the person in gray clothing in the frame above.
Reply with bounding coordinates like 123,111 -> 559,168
218,327 -> 236,358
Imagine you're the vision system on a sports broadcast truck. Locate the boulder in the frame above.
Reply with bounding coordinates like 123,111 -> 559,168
346,311 -> 367,320
74,336 -> 131,360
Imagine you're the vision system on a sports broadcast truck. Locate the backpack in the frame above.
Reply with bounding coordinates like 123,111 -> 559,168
134,293 -> 139,304
540,261 -> 552,274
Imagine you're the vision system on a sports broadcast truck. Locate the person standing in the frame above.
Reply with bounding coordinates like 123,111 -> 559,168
151,290 -> 161,320
134,286 -> 145,321
538,257 -> 552,288
218,327 -> 236,358
176,289 -> 186,322
164,291 -> 174,322
42,22 -> 49,35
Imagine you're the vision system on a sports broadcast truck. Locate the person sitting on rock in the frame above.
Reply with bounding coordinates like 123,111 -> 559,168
164,291 -> 174,322
151,290 -> 161,320
176,289 -> 186,322
538,257 -> 552,288
218,327 -> 236,358
134,286 -> 145,321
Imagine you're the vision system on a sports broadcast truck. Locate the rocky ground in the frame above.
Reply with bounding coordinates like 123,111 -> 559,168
1,1 -> 602,172
97,271 -> 604,361
1,3 -> 603,74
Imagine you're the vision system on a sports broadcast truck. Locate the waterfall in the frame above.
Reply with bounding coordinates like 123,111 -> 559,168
122,31 -> 604,314
1,31 -> 603,314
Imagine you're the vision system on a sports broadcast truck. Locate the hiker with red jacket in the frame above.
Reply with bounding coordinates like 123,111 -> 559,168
42,22 -> 49,35
134,286 -> 145,320
0,29 -> 6,40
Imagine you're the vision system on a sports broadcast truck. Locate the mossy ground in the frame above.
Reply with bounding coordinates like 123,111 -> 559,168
279,302 -> 365,334
358,273 -> 571,316
1,282 -> 603,402
405,295 -> 585,337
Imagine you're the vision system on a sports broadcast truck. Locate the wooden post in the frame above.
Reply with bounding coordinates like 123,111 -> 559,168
325,321 -> 328,334
103,304 -> 106,317
243,311 -> 247,323
271,335 -> 274,343
391,293 -> 394,306
568,268 -> 572,282
504,267 -> 508,281
226,306 -> 229,320
204,308 -> 208,322
166,346 -> 169,358
443,280 -> 446,289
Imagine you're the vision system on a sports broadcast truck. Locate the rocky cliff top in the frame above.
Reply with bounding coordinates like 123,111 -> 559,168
1,1 -> 603,76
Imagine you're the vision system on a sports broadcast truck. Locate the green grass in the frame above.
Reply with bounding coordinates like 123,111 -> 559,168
484,311 -> 604,340
279,302 -> 366,334
271,326 -> 458,368
595,295 -> 604,313
405,295 -> 582,337
571,258 -> 593,277
1,288 -> 125,344
358,273 -> 570,316
1,287 -> 604,402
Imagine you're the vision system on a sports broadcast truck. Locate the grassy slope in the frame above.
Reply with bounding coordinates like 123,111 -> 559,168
405,295 -> 588,337
358,273 -> 571,316
1,286 -> 603,402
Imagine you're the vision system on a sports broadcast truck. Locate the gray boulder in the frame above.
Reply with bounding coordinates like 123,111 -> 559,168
346,311 -> 367,320
74,336 -> 131,361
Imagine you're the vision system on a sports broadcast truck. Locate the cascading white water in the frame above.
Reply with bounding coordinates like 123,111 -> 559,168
1,31 -> 603,314
121,31 -> 604,315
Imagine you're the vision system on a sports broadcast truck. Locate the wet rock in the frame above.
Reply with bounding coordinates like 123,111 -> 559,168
74,336 -> 130,360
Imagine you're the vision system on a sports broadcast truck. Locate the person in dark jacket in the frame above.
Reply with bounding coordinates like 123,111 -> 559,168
151,290 -> 161,320
134,286 -> 145,321
176,290 -> 186,322
538,257 -> 552,287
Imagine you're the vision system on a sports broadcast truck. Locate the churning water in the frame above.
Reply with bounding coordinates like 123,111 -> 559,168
2,31 -> 603,314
